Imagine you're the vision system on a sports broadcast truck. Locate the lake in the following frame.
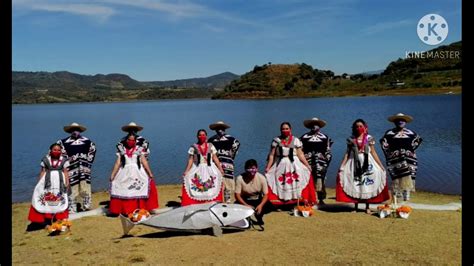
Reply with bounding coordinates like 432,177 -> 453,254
12,95 -> 461,202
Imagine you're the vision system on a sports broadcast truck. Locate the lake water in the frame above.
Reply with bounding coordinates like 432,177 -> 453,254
12,95 -> 461,202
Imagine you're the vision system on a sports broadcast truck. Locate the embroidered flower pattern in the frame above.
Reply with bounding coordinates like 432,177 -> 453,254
128,178 -> 145,190
39,191 -> 66,206
278,171 -> 299,185
191,173 -> 216,192
355,175 -> 375,186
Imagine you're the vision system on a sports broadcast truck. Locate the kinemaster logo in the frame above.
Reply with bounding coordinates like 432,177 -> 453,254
417,14 -> 449,45
405,13 -> 459,60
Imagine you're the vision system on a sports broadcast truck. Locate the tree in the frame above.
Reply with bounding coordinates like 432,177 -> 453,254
324,70 -> 334,78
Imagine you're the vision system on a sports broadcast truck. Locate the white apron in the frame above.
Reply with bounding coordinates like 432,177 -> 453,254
183,144 -> 222,201
110,147 -> 150,199
340,148 -> 386,199
32,157 -> 69,213
266,143 -> 311,201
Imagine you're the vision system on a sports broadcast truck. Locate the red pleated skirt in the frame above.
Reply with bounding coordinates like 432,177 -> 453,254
180,183 -> 224,206
109,179 -> 159,215
267,175 -> 317,206
335,173 -> 390,203
28,207 -> 69,223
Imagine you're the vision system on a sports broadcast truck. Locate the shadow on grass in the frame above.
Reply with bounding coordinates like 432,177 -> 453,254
315,203 -> 357,213
270,201 -> 358,213
165,201 -> 181,207
99,200 -> 110,207
120,227 -> 249,239
25,222 -> 47,232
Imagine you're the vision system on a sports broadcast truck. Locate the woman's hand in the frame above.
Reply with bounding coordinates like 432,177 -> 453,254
255,204 -> 264,214
338,166 -> 344,174
264,166 -> 271,173
37,168 -> 46,181
110,157 -> 121,183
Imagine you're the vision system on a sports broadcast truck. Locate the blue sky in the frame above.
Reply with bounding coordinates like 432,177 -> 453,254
13,0 -> 462,81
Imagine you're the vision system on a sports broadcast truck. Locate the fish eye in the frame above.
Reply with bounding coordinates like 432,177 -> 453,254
222,212 -> 228,217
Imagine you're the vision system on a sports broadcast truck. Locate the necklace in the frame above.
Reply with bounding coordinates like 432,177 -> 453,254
51,158 -> 61,168
125,146 -> 136,158
354,134 -> 367,151
197,142 -> 209,156
281,135 -> 293,147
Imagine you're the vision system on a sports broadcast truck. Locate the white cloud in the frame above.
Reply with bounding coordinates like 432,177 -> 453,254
99,0 -> 207,18
201,23 -> 225,33
13,0 -> 116,21
363,19 -> 413,35
100,0 -> 261,27
13,0 -> 260,28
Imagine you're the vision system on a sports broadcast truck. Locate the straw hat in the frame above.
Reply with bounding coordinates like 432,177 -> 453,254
388,113 -> 413,123
121,122 -> 144,132
303,117 -> 327,129
63,122 -> 87,133
209,121 -> 230,130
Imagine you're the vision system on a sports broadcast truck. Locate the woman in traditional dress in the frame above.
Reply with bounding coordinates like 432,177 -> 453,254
336,119 -> 390,213
181,129 -> 225,206
264,122 -> 316,206
28,143 -> 70,228
109,133 -> 159,216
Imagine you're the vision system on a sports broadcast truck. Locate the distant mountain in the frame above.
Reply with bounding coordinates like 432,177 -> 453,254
142,72 -> 239,89
12,71 -> 144,93
11,70 -> 236,103
358,69 -> 384,76
12,41 -> 461,104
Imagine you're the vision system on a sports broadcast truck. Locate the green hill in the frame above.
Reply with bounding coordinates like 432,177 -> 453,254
213,63 -> 334,99
12,71 -> 144,92
214,41 -> 461,99
383,41 -> 461,76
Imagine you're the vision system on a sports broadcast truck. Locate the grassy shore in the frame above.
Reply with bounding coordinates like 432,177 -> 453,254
13,185 -> 461,265
215,85 -> 461,99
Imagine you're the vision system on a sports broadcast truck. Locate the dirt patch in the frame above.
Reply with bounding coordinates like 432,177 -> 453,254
13,185 -> 461,264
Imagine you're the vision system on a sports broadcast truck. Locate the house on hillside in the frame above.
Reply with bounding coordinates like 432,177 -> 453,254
389,80 -> 405,86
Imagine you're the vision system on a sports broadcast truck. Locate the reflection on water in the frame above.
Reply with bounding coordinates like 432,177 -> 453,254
12,95 -> 461,202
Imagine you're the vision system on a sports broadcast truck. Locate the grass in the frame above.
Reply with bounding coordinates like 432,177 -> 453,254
13,184 -> 461,264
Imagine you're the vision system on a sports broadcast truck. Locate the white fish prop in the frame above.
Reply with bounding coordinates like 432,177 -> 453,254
68,206 -> 173,220
120,202 -> 255,236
